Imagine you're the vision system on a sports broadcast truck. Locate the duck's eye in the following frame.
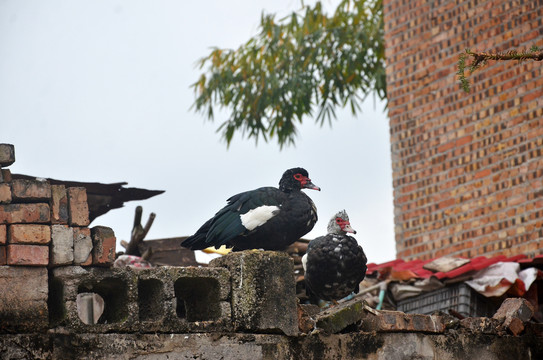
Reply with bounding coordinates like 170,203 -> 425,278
294,173 -> 303,181
336,218 -> 342,224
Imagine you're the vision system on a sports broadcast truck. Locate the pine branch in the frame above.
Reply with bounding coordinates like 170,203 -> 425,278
458,46 -> 543,92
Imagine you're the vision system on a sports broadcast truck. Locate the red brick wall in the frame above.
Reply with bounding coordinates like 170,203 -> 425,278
384,0 -> 543,260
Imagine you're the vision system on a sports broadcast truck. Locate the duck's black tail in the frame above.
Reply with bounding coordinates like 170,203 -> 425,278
181,219 -> 213,250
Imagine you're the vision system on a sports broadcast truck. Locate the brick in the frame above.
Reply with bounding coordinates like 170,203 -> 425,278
0,224 -> 5,244
11,179 -> 51,202
73,227 -> 93,265
50,225 -> 74,266
9,224 -> 51,244
68,187 -> 90,226
493,297 -> 535,326
1,168 -> 12,182
358,310 -> 445,333
0,266 -> 48,332
0,143 -> 15,167
7,244 -> 49,265
91,226 -> 116,266
50,184 -> 69,224
0,203 -> 51,224
0,183 -> 11,203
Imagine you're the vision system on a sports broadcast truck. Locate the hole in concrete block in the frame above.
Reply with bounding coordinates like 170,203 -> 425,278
174,277 -> 220,322
48,277 -> 65,326
77,277 -> 128,324
138,278 -> 164,321
76,293 -> 105,324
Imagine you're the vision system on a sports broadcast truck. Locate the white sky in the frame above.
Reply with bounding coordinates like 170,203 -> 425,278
0,0 -> 396,264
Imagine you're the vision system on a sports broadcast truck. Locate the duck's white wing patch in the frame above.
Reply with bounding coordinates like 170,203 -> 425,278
301,253 -> 308,272
240,205 -> 280,231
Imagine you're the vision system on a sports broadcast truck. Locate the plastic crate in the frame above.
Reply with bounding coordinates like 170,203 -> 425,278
396,283 -> 497,317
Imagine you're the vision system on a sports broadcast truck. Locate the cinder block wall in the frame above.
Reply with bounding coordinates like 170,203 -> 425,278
384,0 -> 543,260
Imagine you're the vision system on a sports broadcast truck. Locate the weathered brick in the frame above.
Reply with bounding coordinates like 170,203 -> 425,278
0,224 -> 6,245
50,184 -> 69,224
0,203 -> 51,224
73,227 -> 93,265
11,178 -> 51,202
9,224 -> 51,244
0,183 -> 11,203
1,168 -> 12,182
67,187 -> 90,226
0,144 -> 15,167
358,310 -> 445,333
91,226 -> 116,266
50,225 -> 74,266
0,266 -> 48,332
7,244 -> 49,266
493,298 -> 534,324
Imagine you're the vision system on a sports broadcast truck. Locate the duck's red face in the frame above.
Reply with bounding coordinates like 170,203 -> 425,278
335,217 -> 356,234
294,173 -> 321,191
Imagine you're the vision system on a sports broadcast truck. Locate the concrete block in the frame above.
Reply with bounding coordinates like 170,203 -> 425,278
50,266 -> 138,333
50,185 -> 69,224
0,224 -> 6,244
49,265 -> 232,333
137,266 -> 232,333
0,144 -> 15,167
211,250 -> 299,336
0,266 -> 48,332
9,224 -> 51,244
0,183 -> 11,203
50,225 -> 74,266
91,226 -> 116,266
0,203 -> 51,224
7,244 -> 49,266
11,179 -> 51,202
73,227 -> 92,265
67,187 -> 90,226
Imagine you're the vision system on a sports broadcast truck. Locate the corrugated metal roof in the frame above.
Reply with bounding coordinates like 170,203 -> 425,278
367,254 -> 543,281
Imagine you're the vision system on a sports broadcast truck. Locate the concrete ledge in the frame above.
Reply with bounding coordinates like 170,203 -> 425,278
1,331 -> 541,360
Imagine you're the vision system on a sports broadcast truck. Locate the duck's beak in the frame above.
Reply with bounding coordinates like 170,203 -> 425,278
343,223 -> 357,234
303,179 -> 321,191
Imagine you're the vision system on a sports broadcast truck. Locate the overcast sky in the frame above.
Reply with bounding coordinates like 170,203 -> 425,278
1,0 -> 396,264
